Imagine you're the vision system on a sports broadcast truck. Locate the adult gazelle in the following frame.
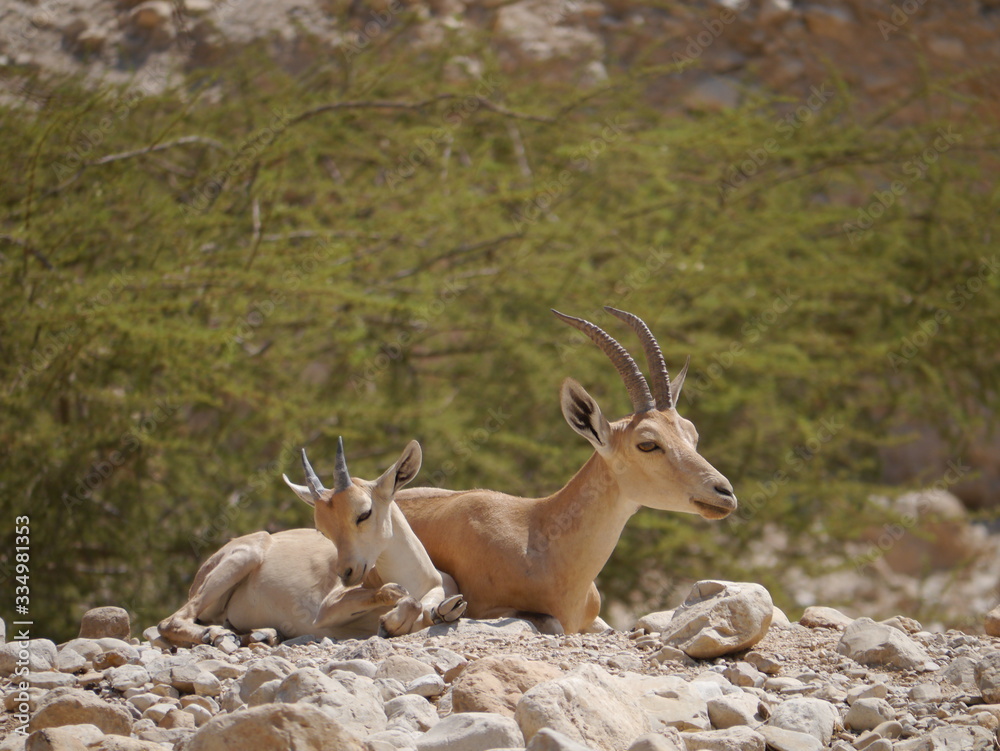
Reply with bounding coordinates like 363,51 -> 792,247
396,307 -> 737,634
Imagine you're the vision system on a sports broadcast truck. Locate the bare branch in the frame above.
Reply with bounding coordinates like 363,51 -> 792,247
288,95 -> 555,128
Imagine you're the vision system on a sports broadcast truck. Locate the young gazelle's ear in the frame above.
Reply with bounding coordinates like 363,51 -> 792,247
283,475 -> 317,507
283,447 -> 331,508
560,378 -> 612,456
374,440 -> 423,501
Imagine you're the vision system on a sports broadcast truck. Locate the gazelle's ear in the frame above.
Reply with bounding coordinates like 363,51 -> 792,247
560,378 -> 612,455
375,440 -> 423,501
669,356 -> 691,408
283,475 -> 317,507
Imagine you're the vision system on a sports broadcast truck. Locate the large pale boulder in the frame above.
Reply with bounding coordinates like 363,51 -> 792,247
515,664 -> 650,751
107,665 -> 150,692
681,726 -> 765,751
633,611 -> 676,634
975,651 -> 1000,703
799,606 -> 853,630
844,698 -> 895,731
25,723 -> 105,751
237,655 -> 295,703
91,738 -> 170,751
30,688 -> 132,736
985,605 -> 1000,637
375,655 -> 437,684
766,698 -> 839,745
385,694 -> 438,734
757,726 -> 822,751
526,727 -> 599,750
0,640 -> 58,676
627,731 -> 685,751
707,693 -> 765,729
79,607 -> 130,641
836,618 -> 936,671
633,677 -> 710,732
659,581 -> 773,659
415,712 -> 523,751
452,656 -> 563,717
184,703 -> 364,751
274,667 -> 386,735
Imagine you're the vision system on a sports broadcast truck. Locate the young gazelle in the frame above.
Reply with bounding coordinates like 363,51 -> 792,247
396,307 -> 737,634
158,439 -> 465,648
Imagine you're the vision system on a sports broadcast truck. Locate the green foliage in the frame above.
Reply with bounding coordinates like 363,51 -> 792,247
1,38 -> 998,640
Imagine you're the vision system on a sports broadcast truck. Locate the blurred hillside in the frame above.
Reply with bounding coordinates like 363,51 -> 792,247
1,0 -> 999,641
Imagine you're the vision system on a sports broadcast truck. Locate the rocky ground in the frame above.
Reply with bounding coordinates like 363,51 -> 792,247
2,0 -> 998,123
4,585 -> 1000,751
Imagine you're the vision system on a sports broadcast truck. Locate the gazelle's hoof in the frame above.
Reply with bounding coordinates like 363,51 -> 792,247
248,628 -> 280,646
379,596 -> 422,637
433,595 -> 467,624
205,627 -> 241,654
376,583 -> 409,605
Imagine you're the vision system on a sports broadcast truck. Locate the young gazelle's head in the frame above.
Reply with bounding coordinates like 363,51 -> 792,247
283,438 -> 422,585
554,307 -> 737,520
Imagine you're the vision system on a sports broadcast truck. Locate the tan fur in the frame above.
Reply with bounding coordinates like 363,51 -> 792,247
397,378 -> 737,635
159,441 -> 465,647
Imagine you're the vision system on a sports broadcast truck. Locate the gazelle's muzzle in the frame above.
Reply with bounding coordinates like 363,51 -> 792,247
340,562 -> 367,587
693,483 -> 737,519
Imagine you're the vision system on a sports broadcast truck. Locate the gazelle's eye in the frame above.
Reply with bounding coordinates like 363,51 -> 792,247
637,441 -> 659,453
356,509 -> 372,525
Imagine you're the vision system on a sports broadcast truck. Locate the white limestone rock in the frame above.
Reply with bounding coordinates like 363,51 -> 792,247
274,667 -> 386,736
0,640 -> 58,676
516,664 -> 651,751
707,693 -> 765,729
184,702 -> 365,751
836,618 -> 937,671
680,726 -> 766,751
415,712 -> 523,751
766,698 -> 839,744
659,581 -> 773,659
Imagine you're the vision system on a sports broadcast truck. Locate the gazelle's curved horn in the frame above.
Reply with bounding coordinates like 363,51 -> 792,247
300,448 -> 327,500
332,436 -> 351,493
552,309 -> 655,413
604,307 -> 673,410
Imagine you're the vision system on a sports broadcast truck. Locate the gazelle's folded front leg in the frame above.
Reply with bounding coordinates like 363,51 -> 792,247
415,570 -> 467,628
314,582 -> 409,630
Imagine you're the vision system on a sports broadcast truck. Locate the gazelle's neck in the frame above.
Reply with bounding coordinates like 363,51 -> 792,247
532,453 -> 639,587
377,505 -> 438,598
